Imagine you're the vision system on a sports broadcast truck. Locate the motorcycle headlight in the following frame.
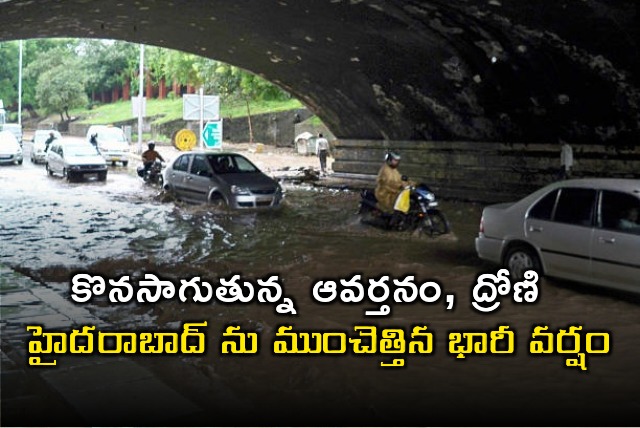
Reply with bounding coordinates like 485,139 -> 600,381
231,185 -> 252,195
426,192 -> 435,201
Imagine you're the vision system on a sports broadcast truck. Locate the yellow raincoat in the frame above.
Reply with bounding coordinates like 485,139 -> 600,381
375,163 -> 405,213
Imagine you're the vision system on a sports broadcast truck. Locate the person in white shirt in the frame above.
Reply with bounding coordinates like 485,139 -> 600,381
559,139 -> 574,180
316,133 -> 330,174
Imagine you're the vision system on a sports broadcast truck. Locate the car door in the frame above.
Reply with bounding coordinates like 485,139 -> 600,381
184,154 -> 215,202
49,144 -> 63,174
167,154 -> 191,199
590,190 -> 640,291
525,187 -> 596,282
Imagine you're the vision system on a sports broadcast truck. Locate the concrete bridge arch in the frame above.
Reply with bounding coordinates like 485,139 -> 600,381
1,0 -> 639,200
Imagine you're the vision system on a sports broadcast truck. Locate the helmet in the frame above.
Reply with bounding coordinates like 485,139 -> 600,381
148,142 -> 156,150
384,151 -> 401,162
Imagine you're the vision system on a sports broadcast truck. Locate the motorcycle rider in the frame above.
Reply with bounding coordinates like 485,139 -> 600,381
374,151 -> 412,213
138,142 -> 165,178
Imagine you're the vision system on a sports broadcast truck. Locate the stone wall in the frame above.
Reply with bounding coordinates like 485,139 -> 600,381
332,140 -> 640,203
224,108 -> 313,147
69,108 -> 313,147
151,108 -> 312,147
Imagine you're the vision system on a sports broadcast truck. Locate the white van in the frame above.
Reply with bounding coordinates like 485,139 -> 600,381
86,125 -> 130,166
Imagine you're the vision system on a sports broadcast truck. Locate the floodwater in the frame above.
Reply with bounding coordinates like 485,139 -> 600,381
1,148 -> 639,426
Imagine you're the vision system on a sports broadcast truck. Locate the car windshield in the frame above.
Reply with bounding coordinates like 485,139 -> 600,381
0,132 -> 17,146
206,154 -> 259,174
96,128 -> 126,142
35,132 -> 60,144
66,145 -> 100,156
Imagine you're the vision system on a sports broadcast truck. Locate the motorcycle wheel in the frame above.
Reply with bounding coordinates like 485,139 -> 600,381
421,210 -> 450,237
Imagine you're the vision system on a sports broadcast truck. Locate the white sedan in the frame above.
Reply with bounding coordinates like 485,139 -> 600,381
0,130 -> 23,165
476,178 -> 640,293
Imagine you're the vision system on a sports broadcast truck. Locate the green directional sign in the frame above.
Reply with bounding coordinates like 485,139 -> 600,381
202,120 -> 223,149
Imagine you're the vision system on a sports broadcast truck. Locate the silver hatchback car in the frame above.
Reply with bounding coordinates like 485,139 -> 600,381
163,151 -> 283,209
476,178 -> 640,293
45,140 -> 108,182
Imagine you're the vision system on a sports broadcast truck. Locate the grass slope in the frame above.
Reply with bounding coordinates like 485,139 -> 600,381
71,98 -> 304,126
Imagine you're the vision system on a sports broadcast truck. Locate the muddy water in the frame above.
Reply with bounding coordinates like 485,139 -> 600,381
2,159 -> 639,425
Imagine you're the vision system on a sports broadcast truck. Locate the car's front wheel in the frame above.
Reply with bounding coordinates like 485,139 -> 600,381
46,163 -> 54,176
208,192 -> 227,208
504,245 -> 542,280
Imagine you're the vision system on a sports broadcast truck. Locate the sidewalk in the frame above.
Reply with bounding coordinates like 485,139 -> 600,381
0,264 -> 212,426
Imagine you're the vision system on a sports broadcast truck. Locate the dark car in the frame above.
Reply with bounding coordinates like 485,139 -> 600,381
163,151 -> 283,209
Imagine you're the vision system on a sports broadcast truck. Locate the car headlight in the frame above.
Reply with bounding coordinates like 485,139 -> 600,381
231,185 -> 252,195
69,165 -> 81,170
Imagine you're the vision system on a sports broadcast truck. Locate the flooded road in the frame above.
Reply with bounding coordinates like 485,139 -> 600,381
1,145 -> 639,426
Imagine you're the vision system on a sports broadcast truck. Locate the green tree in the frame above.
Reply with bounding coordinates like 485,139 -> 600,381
238,71 -> 291,101
0,42 -> 19,112
164,50 -> 201,87
80,40 -> 137,98
35,57 -> 88,122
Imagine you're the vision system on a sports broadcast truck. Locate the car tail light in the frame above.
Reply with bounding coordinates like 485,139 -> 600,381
479,216 -> 484,234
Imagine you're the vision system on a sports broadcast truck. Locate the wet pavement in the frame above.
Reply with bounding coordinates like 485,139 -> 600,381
1,141 -> 640,426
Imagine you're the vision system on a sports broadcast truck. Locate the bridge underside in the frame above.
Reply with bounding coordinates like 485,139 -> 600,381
0,0 -> 638,145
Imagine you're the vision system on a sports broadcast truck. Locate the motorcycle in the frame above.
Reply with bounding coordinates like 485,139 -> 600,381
137,160 -> 164,186
358,183 -> 450,236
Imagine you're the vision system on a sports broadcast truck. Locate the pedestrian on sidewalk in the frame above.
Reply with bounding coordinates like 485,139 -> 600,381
559,138 -> 574,180
316,133 -> 330,175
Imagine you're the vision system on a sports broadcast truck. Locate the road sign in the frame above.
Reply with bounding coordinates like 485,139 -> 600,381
174,129 -> 197,151
132,96 -> 147,117
202,121 -> 223,149
183,94 -> 220,121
